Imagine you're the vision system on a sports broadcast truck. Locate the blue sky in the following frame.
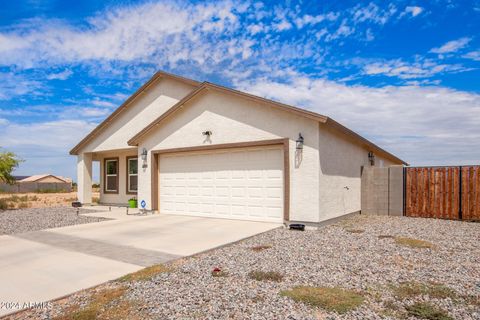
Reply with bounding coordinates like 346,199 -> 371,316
0,0 -> 479,181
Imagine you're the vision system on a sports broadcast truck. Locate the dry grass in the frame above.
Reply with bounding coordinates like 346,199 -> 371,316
394,237 -> 435,249
118,264 -> 171,282
281,286 -> 364,314
53,286 -> 135,320
248,270 -> 284,282
405,302 -> 453,320
391,282 -> 457,300
0,192 -> 98,209
251,244 -> 272,252
346,229 -> 365,234
378,235 -> 394,239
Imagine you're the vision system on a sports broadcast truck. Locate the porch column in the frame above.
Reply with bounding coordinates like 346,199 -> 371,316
77,153 -> 92,204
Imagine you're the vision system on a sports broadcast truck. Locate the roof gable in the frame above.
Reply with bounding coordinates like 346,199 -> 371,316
69,71 -> 201,155
20,174 -> 69,183
127,82 -> 329,146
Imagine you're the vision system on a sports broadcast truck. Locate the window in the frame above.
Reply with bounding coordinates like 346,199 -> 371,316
104,158 -> 118,193
127,157 -> 138,193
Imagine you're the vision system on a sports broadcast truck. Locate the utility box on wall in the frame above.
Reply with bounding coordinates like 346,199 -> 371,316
361,165 -> 404,216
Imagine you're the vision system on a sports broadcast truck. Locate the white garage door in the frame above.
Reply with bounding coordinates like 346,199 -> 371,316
159,146 -> 284,222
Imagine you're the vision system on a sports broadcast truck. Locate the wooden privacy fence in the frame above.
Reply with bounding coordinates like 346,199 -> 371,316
405,166 -> 480,220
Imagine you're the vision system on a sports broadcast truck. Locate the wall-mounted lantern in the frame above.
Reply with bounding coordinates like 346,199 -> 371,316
202,130 -> 212,137
296,133 -> 304,150
368,151 -> 375,166
141,148 -> 148,161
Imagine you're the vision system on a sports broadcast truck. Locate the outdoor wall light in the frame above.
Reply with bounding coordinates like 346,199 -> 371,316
368,151 -> 375,166
296,133 -> 304,150
202,130 -> 212,136
141,148 -> 148,161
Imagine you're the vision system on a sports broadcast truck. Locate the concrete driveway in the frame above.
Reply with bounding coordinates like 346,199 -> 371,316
0,211 -> 280,316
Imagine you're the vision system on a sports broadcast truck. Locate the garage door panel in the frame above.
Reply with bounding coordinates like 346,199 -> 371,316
159,147 -> 284,222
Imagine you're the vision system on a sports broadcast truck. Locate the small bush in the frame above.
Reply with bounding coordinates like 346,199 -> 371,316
249,270 -> 283,282
36,189 -> 59,193
281,286 -> 364,314
29,195 -> 39,201
395,237 -> 435,249
405,302 -> 452,320
391,282 -> 457,300
0,199 -> 8,210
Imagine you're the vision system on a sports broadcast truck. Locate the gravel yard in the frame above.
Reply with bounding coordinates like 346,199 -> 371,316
0,207 -> 108,235
8,215 -> 480,320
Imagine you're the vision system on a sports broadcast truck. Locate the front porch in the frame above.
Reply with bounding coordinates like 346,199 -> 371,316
77,148 -> 139,206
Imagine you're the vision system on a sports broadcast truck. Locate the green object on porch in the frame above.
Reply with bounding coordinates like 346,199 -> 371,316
128,199 -> 137,208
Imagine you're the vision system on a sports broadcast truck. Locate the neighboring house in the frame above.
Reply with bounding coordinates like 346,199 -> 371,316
70,71 -> 406,225
0,174 -> 73,193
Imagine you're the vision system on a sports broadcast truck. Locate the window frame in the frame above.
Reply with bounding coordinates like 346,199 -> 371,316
126,156 -> 138,194
104,157 -> 119,194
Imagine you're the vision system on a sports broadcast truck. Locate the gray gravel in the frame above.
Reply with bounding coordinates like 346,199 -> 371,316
9,215 -> 480,319
0,207 -> 108,235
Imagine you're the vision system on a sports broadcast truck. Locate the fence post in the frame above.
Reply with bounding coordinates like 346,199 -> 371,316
459,166 -> 462,220
403,167 -> 407,216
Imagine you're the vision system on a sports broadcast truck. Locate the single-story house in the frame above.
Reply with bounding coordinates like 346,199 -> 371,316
20,174 -> 72,184
70,71 -> 406,224
0,174 -> 72,193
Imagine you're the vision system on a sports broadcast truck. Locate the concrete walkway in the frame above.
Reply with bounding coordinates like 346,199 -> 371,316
0,209 -> 280,316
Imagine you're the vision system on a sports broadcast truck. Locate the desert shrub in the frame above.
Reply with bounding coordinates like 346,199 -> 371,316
0,198 -> 8,210
18,202 -> 29,209
281,286 -> 364,314
249,270 -> 283,282
405,302 -> 452,320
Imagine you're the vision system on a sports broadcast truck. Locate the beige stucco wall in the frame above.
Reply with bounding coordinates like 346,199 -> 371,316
137,90 -> 321,222
318,123 -> 398,221
80,77 -> 197,153
97,149 -> 138,205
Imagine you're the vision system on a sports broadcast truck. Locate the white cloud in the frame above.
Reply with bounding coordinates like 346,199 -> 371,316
294,12 -> 338,28
0,1 -> 244,68
91,99 -> 116,108
237,75 -> 480,165
273,19 -> 292,31
46,69 -> 73,80
402,6 -> 424,17
0,72 -> 42,100
362,58 -> 469,79
352,3 -> 397,25
246,23 -> 266,35
463,50 -> 480,61
326,19 -> 354,41
0,118 -> 8,125
0,0 -> 425,76
430,37 -> 472,54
